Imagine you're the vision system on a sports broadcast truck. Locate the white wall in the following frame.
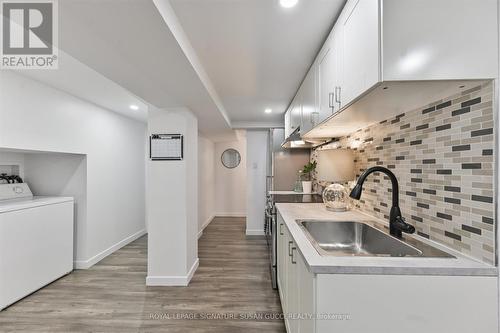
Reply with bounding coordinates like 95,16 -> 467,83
198,135 -> 215,235
23,153 -> 87,260
0,72 -> 146,268
0,150 -> 87,260
245,130 -> 269,236
214,138 -> 247,216
146,107 -> 198,286
0,152 -> 24,178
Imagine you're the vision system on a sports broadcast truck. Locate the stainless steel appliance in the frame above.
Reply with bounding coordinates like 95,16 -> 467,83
266,128 -> 311,194
265,193 -> 323,289
265,128 -> 313,289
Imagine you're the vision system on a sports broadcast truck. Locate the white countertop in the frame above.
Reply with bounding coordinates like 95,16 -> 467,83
0,196 -> 74,213
276,203 -> 497,276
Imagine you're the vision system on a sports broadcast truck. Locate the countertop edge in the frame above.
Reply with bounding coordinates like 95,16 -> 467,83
309,265 -> 498,276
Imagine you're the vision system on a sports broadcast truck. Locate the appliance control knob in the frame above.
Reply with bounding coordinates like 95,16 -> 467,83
13,186 -> 23,194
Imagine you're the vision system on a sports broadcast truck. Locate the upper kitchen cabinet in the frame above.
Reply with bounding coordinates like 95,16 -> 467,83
290,94 -> 302,132
317,41 -> 335,124
284,108 -> 291,138
300,65 -> 318,134
382,0 -> 498,81
342,0 -> 498,84
301,0 -> 498,139
317,25 -> 343,125
341,0 -> 379,107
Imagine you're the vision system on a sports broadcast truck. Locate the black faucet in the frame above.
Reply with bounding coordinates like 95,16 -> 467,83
349,166 -> 415,238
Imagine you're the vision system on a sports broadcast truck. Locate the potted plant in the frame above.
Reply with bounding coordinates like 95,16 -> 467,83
300,161 -> 317,194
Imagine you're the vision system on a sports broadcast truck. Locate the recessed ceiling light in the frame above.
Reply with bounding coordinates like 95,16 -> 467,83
129,104 -> 139,110
280,0 -> 298,8
265,108 -> 272,114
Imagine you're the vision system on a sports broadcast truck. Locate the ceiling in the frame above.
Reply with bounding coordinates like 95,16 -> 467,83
16,50 -> 148,122
20,0 -> 345,141
53,0 -> 236,141
169,0 -> 346,127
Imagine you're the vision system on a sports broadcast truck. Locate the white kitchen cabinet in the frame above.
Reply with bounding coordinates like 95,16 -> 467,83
341,0 -> 380,107
315,274 -> 498,333
290,95 -> 302,132
299,66 -> 318,134
287,237 -> 299,333
277,212 -> 498,333
292,0 -> 498,140
277,218 -> 287,306
382,0 -> 498,81
341,0 -> 497,88
284,109 -> 291,138
287,238 -> 316,333
297,247 -> 315,333
315,24 -> 344,129
317,44 -> 335,125
277,214 -> 316,333
339,0 -> 497,106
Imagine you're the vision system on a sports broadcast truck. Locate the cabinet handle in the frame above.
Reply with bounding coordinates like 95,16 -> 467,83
280,223 -> 284,235
288,241 -> 293,256
328,92 -> 335,109
310,112 -> 319,125
291,247 -> 297,264
335,86 -> 341,107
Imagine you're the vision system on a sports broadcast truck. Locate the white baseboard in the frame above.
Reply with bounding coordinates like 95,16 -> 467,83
146,258 -> 199,286
214,212 -> 246,218
246,229 -> 265,236
198,214 -> 215,239
74,228 -> 147,269
202,214 -> 215,229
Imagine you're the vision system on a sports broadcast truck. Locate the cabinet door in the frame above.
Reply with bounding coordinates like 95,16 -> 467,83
277,216 -> 287,307
297,251 -> 315,333
342,0 -> 380,106
317,43 -> 336,124
284,109 -> 291,138
286,233 -> 299,333
300,67 -> 318,134
290,95 -> 302,132
331,25 -> 343,111
278,220 -> 315,333
382,0 -> 498,81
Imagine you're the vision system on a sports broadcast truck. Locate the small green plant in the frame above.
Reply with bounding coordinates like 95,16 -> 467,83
301,161 -> 317,181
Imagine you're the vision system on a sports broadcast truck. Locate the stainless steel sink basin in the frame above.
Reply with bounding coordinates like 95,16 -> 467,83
297,220 -> 454,258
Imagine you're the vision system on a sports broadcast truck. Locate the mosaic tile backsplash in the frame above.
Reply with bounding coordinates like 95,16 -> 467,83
311,83 -> 495,264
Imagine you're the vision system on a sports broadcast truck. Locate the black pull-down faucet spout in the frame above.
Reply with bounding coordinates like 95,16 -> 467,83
349,166 -> 415,238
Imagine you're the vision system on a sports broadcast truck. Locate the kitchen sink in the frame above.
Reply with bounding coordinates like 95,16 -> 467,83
297,220 -> 454,258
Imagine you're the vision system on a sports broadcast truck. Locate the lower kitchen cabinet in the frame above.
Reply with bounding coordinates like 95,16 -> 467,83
276,212 -> 498,333
277,218 -> 287,305
277,215 -> 315,333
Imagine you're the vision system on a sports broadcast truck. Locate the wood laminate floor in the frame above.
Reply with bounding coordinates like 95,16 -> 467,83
0,217 -> 285,333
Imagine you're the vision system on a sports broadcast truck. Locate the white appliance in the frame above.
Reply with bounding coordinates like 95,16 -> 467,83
0,183 -> 74,311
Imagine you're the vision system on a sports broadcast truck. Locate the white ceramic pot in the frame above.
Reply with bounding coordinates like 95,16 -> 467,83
302,181 -> 312,194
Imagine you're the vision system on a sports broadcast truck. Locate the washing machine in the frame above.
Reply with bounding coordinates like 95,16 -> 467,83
0,182 -> 74,310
